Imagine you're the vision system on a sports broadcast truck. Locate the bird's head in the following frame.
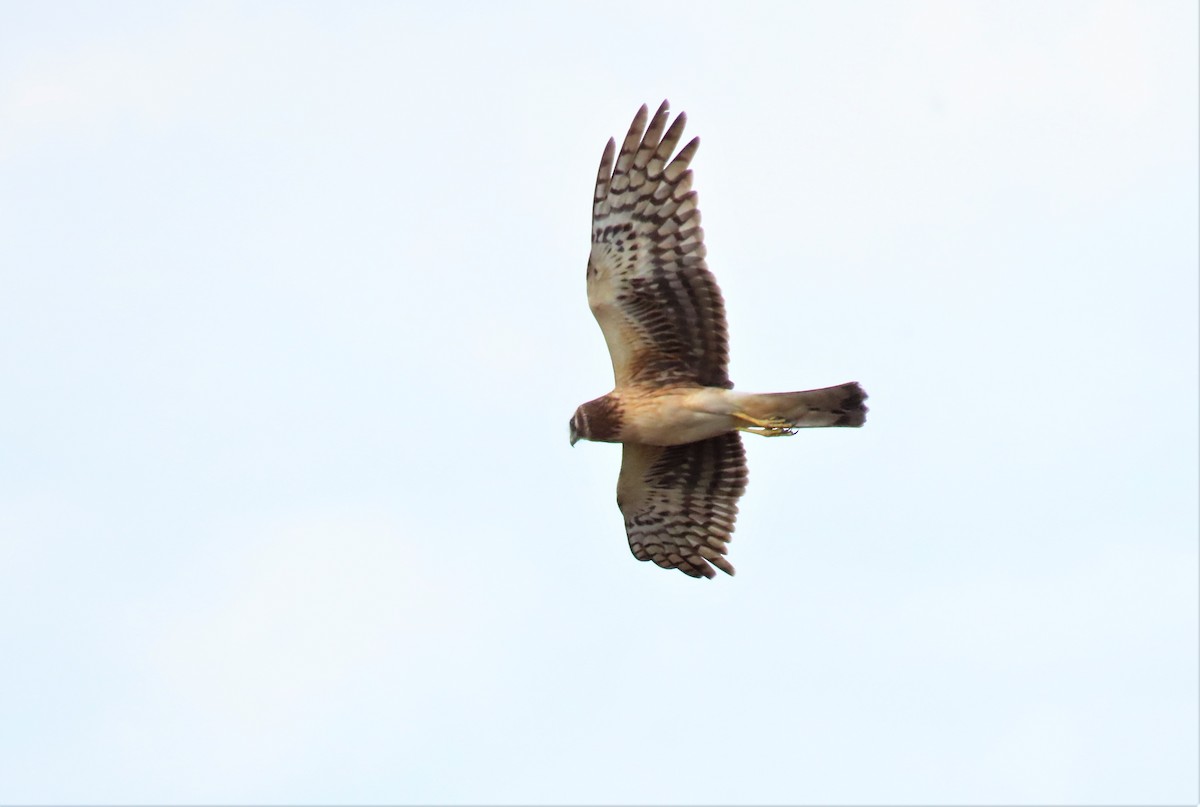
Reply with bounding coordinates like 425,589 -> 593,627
568,395 -> 622,446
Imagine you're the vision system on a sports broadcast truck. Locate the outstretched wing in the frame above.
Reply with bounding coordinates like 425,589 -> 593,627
588,101 -> 732,390
616,432 -> 748,579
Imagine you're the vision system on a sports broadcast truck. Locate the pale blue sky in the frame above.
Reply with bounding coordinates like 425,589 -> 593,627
1,1 -> 1197,804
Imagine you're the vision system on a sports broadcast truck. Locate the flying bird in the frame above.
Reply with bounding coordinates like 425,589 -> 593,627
570,100 -> 867,579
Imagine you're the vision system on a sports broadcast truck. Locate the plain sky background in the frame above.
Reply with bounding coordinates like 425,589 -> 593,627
1,2 -> 1197,804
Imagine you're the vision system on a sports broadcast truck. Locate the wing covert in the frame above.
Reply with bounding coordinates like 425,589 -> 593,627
588,101 -> 732,390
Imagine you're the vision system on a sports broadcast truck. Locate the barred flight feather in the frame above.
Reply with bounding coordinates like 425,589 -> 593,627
588,100 -> 731,391
617,433 -> 748,579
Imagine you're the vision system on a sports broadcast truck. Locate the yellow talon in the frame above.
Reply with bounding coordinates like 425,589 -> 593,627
737,426 -> 796,437
733,412 -> 797,437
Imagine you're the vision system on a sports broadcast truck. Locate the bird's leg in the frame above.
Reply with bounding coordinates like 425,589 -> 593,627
732,412 -> 798,437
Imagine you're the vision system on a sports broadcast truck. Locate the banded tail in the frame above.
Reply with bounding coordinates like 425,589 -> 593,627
734,382 -> 867,428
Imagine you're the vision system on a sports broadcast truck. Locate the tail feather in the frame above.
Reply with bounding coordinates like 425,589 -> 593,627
739,382 -> 867,428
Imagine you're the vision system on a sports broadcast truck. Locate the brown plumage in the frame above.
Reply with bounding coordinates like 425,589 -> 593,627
570,101 -> 867,579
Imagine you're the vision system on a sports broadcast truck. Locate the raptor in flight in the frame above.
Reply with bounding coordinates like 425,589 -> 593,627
570,101 -> 867,579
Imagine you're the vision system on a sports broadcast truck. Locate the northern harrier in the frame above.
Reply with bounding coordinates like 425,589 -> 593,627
569,101 -> 868,579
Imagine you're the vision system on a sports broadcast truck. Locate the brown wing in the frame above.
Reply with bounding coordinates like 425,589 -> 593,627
588,101 -> 732,390
616,432 -> 748,579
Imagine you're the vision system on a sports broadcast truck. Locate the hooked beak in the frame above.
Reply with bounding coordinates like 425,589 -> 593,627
569,423 -> 580,447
